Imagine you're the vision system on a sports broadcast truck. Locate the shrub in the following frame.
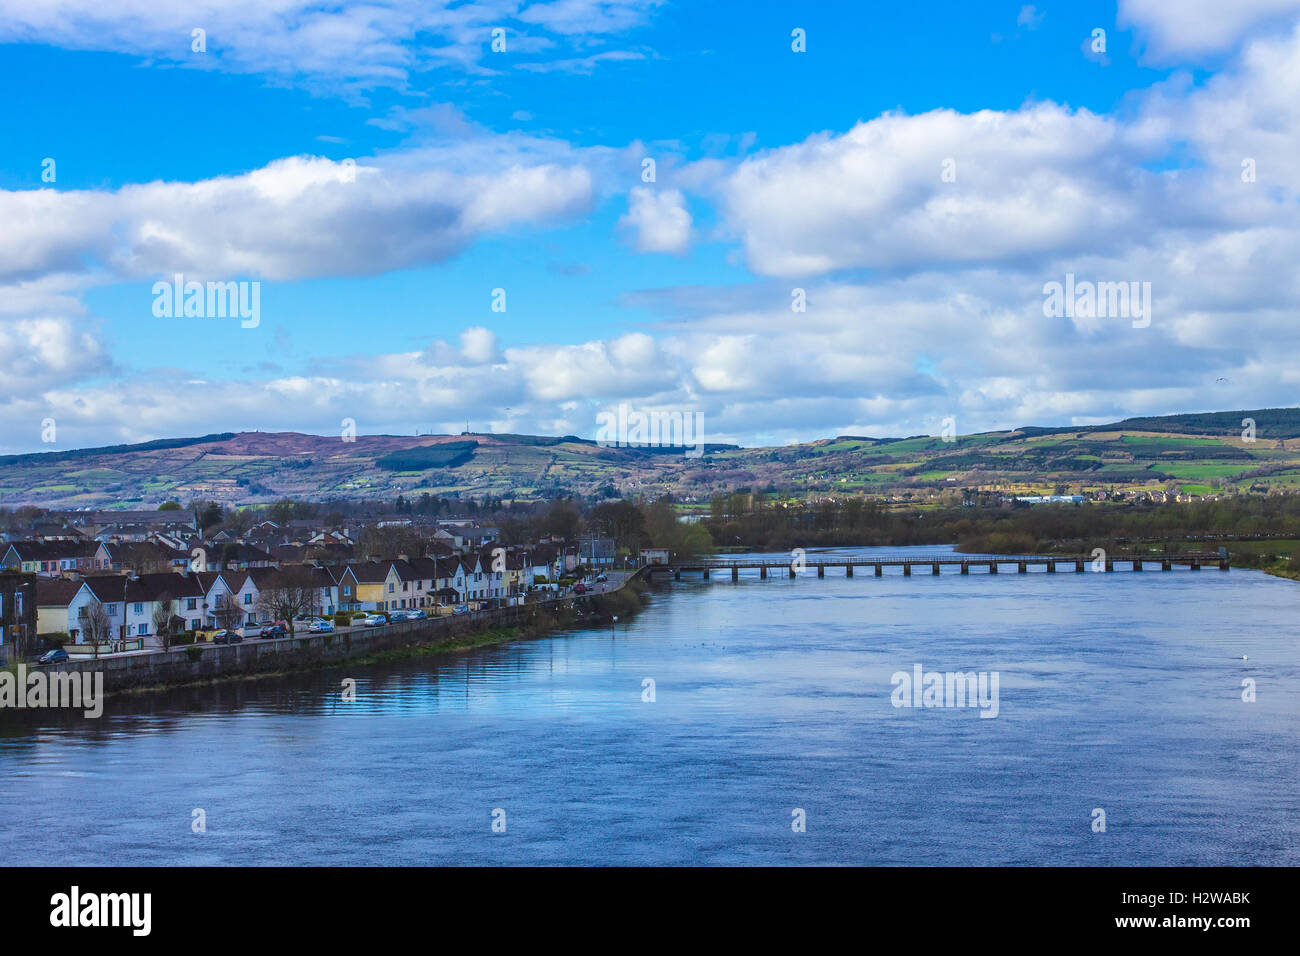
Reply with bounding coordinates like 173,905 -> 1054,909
184,646 -> 203,662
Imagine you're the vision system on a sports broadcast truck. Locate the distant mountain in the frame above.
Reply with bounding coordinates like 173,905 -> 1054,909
0,408 -> 1296,509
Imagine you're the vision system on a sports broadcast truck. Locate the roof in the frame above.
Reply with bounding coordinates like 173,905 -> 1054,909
5,540 -> 98,561
34,577 -> 84,607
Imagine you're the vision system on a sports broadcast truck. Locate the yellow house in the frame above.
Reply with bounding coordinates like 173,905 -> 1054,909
345,562 -> 405,611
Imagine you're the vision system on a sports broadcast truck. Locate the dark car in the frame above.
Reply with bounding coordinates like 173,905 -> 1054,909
259,625 -> 288,639
36,648 -> 70,665
212,630 -> 243,644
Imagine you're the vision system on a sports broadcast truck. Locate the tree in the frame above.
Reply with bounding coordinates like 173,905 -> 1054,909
590,500 -> 647,552
253,566 -> 321,636
152,594 -> 177,650
158,500 -> 182,511
543,498 -> 581,539
79,602 -> 113,659
213,592 -> 244,631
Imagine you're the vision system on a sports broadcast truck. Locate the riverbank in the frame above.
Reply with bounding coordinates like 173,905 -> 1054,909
2,573 -> 649,704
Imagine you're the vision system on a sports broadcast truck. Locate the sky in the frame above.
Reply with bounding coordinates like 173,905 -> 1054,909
2,0 -> 1299,454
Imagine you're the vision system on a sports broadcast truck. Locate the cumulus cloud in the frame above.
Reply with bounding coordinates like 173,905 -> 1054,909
0,154 -> 594,284
619,186 -> 692,254
1119,0 -> 1300,60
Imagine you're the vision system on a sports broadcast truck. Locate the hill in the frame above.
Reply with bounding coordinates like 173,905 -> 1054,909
0,408 -> 1296,509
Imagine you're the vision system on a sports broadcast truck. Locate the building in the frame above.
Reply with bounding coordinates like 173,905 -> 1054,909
640,548 -> 671,565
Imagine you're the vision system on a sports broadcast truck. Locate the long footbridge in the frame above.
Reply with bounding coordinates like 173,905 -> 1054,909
649,551 -> 1229,580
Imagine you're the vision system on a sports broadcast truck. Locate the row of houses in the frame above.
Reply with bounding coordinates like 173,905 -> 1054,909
0,537 -> 286,577
28,545 -> 579,647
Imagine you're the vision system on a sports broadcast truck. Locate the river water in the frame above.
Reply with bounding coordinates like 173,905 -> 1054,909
2,545 -> 1296,865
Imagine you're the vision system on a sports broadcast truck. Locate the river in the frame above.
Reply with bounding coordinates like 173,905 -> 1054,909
2,545 -> 1296,865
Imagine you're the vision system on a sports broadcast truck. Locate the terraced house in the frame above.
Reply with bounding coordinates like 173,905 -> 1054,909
1,539 -> 98,576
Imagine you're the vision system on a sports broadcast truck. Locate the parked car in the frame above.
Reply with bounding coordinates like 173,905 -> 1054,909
573,582 -> 588,594
36,648 -> 70,665
452,605 -> 470,615
259,624 -> 288,639
307,619 -> 335,633
406,609 -> 427,620
595,573 -> 609,583
212,630 -> 243,644
359,614 -> 387,627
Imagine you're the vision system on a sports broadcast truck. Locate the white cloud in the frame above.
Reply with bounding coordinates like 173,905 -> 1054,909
619,186 -> 692,254
0,0 -> 664,89
0,153 -> 594,283
1119,0 -> 1300,60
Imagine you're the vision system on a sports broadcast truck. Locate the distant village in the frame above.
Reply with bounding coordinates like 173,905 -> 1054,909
0,507 -> 624,663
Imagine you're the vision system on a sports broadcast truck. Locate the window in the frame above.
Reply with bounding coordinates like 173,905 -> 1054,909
133,603 -> 143,614
387,583 -> 394,593
243,593 -> 252,604
106,604 -> 117,615
187,598 -> 197,610
191,619 -> 200,630
138,624 -> 148,636
343,585 -> 352,596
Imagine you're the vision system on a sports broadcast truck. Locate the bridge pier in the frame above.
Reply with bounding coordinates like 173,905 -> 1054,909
760,566 -> 767,579
732,566 -> 738,581
1219,560 -> 1230,571
1132,559 -> 1142,571
847,564 -> 854,577
1190,561 -> 1201,571
1017,561 -> 1027,574
789,566 -> 796,579
873,564 -> 880,577
1047,561 -> 1055,572
988,562 -> 998,574
1075,560 -> 1085,572
932,563 -> 940,575
1162,559 -> 1171,571
674,569 -> 680,581
1105,560 -> 1114,572
703,568 -> 709,580
961,562 -> 969,574
817,565 -> 824,578
903,564 -> 911,576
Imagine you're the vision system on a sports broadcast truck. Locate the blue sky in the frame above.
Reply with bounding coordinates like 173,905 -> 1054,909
2,1 -> 1299,453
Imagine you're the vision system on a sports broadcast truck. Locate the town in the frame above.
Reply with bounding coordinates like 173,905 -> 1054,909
0,505 -> 627,664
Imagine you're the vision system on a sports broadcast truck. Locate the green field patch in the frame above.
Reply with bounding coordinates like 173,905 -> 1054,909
1159,463 -> 1248,480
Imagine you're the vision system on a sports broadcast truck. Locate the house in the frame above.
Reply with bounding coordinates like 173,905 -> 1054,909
578,535 -> 617,568
339,562 -> 405,611
121,573 -> 208,644
96,540 -> 190,574
34,577 -> 84,637
1,540 -> 98,576
640,548 -> 671,566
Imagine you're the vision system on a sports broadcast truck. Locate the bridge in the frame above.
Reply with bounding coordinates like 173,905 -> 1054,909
648,552 -> 1229,580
